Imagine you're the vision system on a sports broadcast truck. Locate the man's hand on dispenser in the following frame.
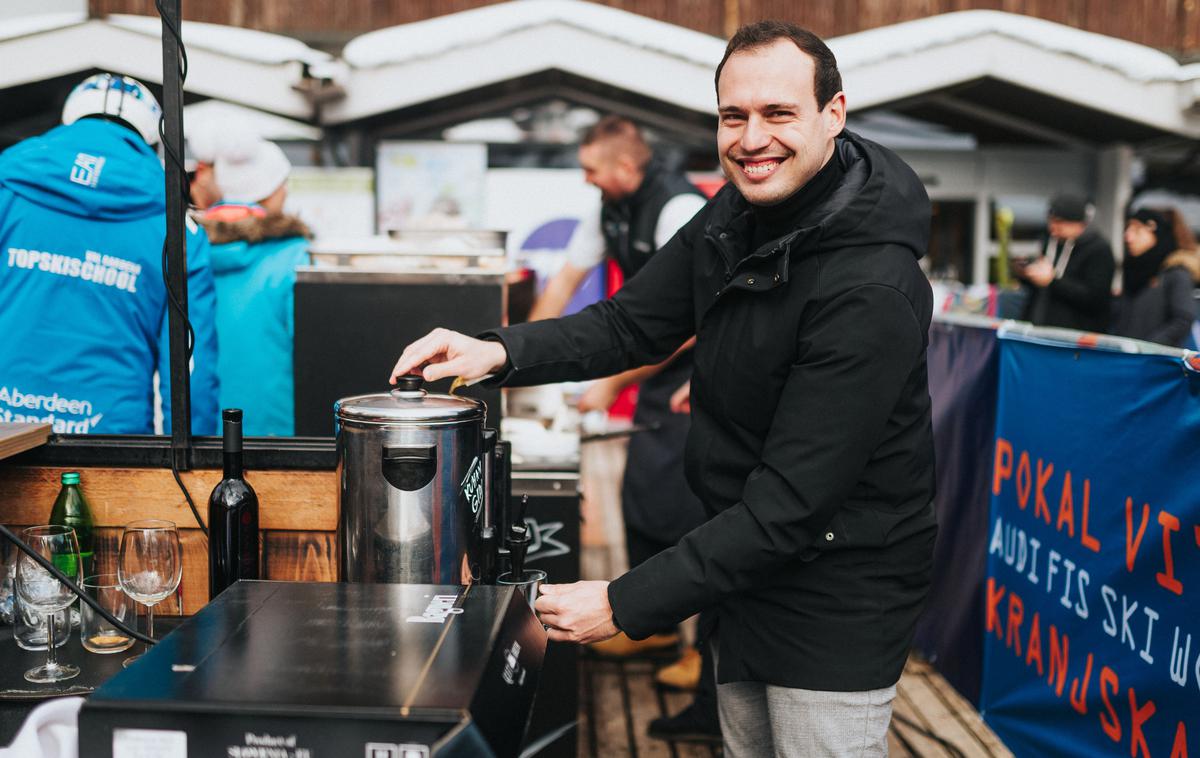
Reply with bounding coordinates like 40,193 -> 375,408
535,581 -> 618,645
390,328 -> 508,385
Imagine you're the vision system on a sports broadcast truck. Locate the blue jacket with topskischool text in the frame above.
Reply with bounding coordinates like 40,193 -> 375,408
0,118 -> 219,435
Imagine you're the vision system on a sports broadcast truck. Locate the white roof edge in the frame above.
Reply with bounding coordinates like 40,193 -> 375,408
324,21 -> 718,124
0,12 -> 329,67
846,35 -> 1200,138
106,13 -> 331,66
343,5 -> 1194,85
342,0 -> 724,70
829,10 -> 1184,83
0,12 -> 88,43
0,20 -> 313,119
331,5 -> 1200,137
5,6 -> 1198,137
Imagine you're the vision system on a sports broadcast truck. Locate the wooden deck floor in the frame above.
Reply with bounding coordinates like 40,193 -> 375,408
574,653 -> 1012,758
576,438 -> 1012,758
579,656 -> 720,758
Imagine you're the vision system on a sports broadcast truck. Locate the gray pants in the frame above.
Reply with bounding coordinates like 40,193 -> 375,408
713,642 -> 896,757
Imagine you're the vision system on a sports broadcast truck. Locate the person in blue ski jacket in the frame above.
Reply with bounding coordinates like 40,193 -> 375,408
0,74 -> 219,435
197,133 -> 310,436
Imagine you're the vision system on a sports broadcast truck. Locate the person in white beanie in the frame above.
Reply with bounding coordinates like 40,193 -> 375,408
198,135 -> 311,436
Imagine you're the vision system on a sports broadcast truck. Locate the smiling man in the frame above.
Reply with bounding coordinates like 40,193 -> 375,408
390,21 -> 937,757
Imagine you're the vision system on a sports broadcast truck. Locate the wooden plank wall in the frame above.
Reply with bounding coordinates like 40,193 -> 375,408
87,0 -> 1200,58
0,465 -> 338,615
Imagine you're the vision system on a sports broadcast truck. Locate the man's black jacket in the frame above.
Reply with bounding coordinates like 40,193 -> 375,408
484,131 -> 937,691
1021,228 -> 1115,333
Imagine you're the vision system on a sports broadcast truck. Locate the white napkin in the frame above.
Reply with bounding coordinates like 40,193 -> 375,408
0,696 -> 82,758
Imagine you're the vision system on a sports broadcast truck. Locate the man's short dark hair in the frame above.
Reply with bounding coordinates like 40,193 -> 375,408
715,21 -> 842,110
580,115 -> 651,169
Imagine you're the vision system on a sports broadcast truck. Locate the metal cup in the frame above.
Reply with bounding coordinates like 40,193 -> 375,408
80,574 -> 135,654
497,569 -> 546,613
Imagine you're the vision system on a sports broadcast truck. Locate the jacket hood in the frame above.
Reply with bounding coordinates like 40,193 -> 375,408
812,131 -> 931,258
716,130 -> 931,261
0,119 -> 164,221
198,209 -> 310,274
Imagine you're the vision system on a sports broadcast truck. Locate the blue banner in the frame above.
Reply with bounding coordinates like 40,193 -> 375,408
915,319 -> 1000,705
981,336 -> 1200,758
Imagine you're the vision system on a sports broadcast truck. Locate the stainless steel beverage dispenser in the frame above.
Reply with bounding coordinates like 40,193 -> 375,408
336,375 -> 494,584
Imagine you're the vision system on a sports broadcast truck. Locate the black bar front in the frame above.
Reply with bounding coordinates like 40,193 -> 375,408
160,0 -> 191,468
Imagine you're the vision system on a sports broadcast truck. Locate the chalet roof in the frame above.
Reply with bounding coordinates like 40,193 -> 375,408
0,12 -> 324,118
329,3 -> 1200,143
3,6 -> 1199,144
841,10 -> 1200,144
331,0 -> 722,125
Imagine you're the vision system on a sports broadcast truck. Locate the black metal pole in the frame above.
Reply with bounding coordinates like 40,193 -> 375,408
161,0 -> 191,469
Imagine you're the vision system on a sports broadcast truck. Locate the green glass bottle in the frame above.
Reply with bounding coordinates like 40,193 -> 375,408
48,471 -> 95,580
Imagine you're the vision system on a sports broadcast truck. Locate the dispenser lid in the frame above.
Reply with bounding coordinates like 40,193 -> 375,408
335,375 -> 484,424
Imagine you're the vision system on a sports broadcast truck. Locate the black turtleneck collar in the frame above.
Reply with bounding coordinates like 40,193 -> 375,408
750,146 -> 844,255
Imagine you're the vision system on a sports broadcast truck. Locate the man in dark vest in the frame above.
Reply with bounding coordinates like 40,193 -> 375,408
530,115 -> 706,320
529,115 -> 719,743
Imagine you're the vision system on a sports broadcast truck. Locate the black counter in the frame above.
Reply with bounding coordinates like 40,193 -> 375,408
80,581 -> 545,757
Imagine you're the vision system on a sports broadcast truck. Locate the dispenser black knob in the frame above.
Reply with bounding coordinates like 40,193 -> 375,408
396,374 -> 424,392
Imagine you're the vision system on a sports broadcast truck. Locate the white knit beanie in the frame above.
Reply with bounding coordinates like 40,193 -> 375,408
185,118 -> 223,166
214,138 -> 292,205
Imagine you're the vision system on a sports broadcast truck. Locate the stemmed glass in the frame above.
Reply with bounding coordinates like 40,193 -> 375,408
16,525 -> 82,683
117,519 -> 182,667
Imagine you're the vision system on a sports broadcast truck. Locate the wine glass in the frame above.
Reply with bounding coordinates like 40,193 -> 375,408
117,519 -> 182,667
16,525 -> 81,683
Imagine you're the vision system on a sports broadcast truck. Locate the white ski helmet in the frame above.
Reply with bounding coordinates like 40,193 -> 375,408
62,73 -> 162,146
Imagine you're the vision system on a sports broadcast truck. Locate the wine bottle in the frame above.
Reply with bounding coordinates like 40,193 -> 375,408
208,409 -> 259,599
48,471 -> 94,580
